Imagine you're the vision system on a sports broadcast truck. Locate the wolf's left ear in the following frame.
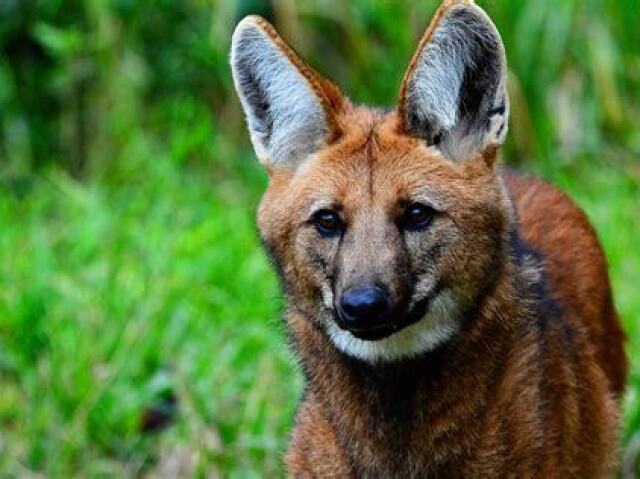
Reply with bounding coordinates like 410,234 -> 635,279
231,16 -> 344,170
398,1 -> 509,162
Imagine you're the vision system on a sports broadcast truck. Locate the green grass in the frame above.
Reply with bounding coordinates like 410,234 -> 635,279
0,152 -> 638,476
0,157 -> 300,477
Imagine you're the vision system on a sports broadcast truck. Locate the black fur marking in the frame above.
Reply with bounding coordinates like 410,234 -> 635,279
489,104 -> 506,117
508,225 -> 583,452
508,225 -> 566,351
509,228 -> 563,317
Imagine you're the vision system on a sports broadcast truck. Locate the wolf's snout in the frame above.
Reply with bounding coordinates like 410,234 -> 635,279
338,285 -> 391,331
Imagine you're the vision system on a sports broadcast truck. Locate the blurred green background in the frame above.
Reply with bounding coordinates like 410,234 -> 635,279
1,0 -> 639,476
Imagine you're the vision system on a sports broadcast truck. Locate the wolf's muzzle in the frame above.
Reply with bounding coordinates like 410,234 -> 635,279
337,284 -> 391,334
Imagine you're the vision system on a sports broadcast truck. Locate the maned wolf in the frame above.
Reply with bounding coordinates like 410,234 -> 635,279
230,0 -> 627,476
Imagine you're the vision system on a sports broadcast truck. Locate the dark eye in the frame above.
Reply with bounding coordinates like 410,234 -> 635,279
402,203 -> 435,231
313,210 -> 343,237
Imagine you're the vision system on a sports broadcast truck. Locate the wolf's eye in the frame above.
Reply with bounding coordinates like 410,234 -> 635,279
313,210 -> 343,237
402,203 -> 435,231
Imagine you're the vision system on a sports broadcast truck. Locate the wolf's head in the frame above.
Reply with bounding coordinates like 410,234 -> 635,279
230,1 -> 511,362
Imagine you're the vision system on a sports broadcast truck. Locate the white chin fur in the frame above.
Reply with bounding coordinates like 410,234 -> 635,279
325,289 -> 460,363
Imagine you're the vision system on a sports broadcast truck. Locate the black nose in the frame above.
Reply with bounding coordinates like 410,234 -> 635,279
338,285 -> 391,331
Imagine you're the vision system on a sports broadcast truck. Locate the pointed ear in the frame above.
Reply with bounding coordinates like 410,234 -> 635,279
398,1 -> 509,162
230,16 -> 344,170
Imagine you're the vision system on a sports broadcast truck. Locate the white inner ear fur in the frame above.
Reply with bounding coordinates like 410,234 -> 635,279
403,4 -> 509,161
230,18 -> 330,169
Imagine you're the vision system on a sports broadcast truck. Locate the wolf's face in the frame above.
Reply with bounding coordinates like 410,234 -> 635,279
231,2 -> 510,362
258,114 -> 508,361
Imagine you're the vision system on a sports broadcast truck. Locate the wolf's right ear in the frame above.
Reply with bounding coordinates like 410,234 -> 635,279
231,16 -> 344,170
